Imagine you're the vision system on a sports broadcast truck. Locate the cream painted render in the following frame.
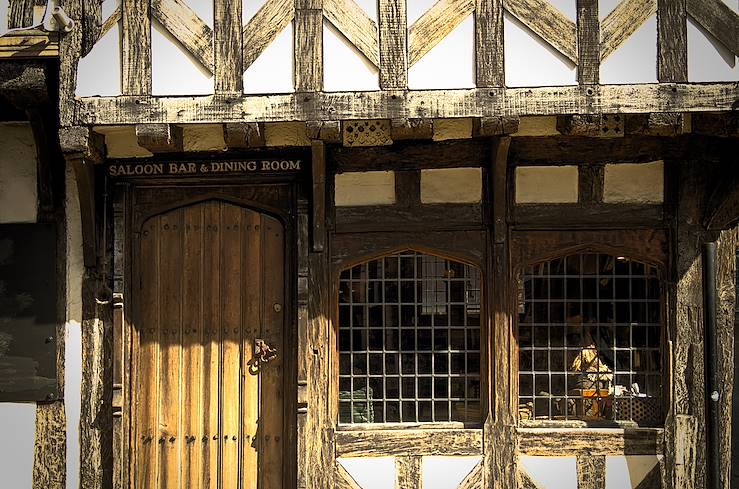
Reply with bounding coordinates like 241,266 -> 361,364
94,126 -> 153,159
265,122 -> 312,147
515,166 -> 579,203
420,168 -> 482,204
335,171 -> 396,206
513,116 -> 560,137
604,161 -> 665,204
183,124 -> 227,152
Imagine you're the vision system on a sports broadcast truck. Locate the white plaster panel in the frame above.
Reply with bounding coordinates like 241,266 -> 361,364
243,22 -> 294,94
151,19 -> 214,95
323,21 -> 379,92
407,0 -> 436,25
1,0 -> 9,36
515,166 -> 579,203
606,455 -> 660,489
183,124 -> 227,152
408,15 -> 475,89
185,0 -> 213,28
600,15 -> 658,84
687,17 -> 739,82
421,168 -> 482,204
65,166 -> 84,489
598,0 -> 620,20
603,161 -> 664,204
513,116 -> 560,137
0,123 -> 38,223
422,456 -> 481,489
76,19 -> 122,97
94,126 -> 153,158
548,0 -> 576,21
338,457 -> 396,489
504,13 -> 577,87
243,0 -> 266,23
0,403 -> 36,489
335,171 -> 396,206
520,456 -> 578,489
432,118 -> 473,141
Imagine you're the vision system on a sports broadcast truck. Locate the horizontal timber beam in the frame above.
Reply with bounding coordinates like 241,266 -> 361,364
76,83 -> 739,125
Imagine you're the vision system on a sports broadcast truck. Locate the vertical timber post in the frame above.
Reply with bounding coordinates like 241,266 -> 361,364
657,0 -> 688,82
475,0 -> 504,87
294,0 -> 323,92
576,0 -> 599,85
378,0 -> 408,89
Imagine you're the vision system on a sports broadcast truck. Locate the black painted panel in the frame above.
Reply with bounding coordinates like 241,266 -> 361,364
0,223 -> 58,401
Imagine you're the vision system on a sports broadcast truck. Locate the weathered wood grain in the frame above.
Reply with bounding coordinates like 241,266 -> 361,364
325,0 -> 380,67
686,0 -> 739,56
512,203 -> 664,229
473,116 -> 519,136
395,456 -> 422,489
577,456 -> 606,489
503,0 -> 578,64
59,0 -> 82,125
74,83 -> 739,124
135,123 -> 184,152
81,0 -> 103,56
390,118 -> 433,140
312,141 -> 326,252
408,0 -> 474,67
214,0 -> 242,92
335,462 -> 363,489
517,429 -> 664,455
294,3 -> 323,91
243,0 -> 294,70
518,469 -> 544,489
223,122 -> 266,147
122,0 -> 151,94
624,112 -> 689,136
335,203 -> 483,233
33,402 -> 66,489
458,460 -> 483,489
151,0 -> 214,73
601,0 -> 656,61
7,0 -> 35,29
335,429 -> 483,457
332,139 -> 487,170
99,6 -> 122,41
379,0 -> 407,88
657,0 -> 687,81
306,120 -> 342,142
475,0 -> 504,87
578,164 -> 604,204
577,0 -> 599,84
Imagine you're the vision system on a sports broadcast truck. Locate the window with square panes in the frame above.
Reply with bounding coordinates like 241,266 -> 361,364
517,253 -> 663,426
338,251 -> 482,424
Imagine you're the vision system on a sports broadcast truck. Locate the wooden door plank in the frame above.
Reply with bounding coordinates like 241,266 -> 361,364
138,218 -> 161,488
158,209 -> 184,489
182,206 -> 204,489
201,202 -> 222,489
241,208 -> 262,489
260,214 -> 285,489
220,203 -> 243,489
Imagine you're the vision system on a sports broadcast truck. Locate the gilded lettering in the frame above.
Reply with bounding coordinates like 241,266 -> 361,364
169,163 -> 179,173
289,160 -> 300,170
247,161 -> 257,171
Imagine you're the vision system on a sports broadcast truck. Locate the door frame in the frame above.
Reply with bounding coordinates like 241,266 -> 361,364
112,179 -> 300,489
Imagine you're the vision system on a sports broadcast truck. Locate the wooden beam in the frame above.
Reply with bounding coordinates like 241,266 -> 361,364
223,122 -> 266,148
75,83 -> 739,125
243,0 -> 294,70
324,0 -> 379,68
33,402 -> 66,489
122,0 -> 151,94
601,0 -> 656,61
624,112 -> 689,136
518,470 -> 545,489
390,118 -> 433,140
134,123 -> 184,152
577,456 -> 606,489
151,0 -> 215,74
335,429 -> 483,457
458,460 -> 483,489
311,140 -> 326,252
408,0 -> 475,67
7,0 -> 35,28
378,0 -> 407,89
214,0 -> 243,92
332,139 -> 488,171
686,0 -> 739,56
294,0 -> 323,91
578,163 -> 604,204
81,0 -> 103,56
306,120 -> 341,142
100,7 -> 122,40
0,28 -> 58,59
577,0 -> 599,84
335,463 -> 363,489
503,0 -> 578,64
518,428 -> 664,455
475,0 -> 504,87
473,116 -> 520,136
657,0 -> 687,82
58,0 -> 82,126
692,113 -> 739,138
0,61 -> 48,109
395,456 -> 422,489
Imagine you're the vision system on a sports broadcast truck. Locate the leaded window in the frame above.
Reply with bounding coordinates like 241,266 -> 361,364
517,253 -> 663,426
338,251 -> 482,424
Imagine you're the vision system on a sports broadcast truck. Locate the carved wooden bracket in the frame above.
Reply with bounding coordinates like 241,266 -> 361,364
135,123 -> 183,153
223,122 -> 266,148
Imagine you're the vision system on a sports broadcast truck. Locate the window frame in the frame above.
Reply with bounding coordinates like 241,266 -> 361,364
331,241 -> 488,431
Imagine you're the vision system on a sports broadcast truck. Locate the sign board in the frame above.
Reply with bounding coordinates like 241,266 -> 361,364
108,159 -> 304,178
0,223 -> 58,401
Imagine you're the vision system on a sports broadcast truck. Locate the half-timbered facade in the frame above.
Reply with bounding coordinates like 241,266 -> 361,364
0,0 -> 738,488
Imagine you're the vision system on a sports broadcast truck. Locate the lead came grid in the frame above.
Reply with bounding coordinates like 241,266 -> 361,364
338,252 -> 482,424
518,253 -> 663,425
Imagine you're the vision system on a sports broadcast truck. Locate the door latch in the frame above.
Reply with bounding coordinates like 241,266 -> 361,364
254,338 -> 278,366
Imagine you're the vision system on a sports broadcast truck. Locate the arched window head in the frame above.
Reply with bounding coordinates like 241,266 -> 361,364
338,251 -> 482,424
518,252 -> 663,426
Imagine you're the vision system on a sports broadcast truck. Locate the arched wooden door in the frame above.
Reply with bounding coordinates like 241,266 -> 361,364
133,200 -> 284,489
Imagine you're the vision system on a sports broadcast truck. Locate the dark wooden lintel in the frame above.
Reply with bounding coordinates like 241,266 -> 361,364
331,139 -> 488,171
134,123 -> 184,153
512,203 -> 664,229
390,118 -> 433,140
474,116 -> 520,137
306,120 -> 341,143
223,122 -> 265,148
510,136 -> 667,165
